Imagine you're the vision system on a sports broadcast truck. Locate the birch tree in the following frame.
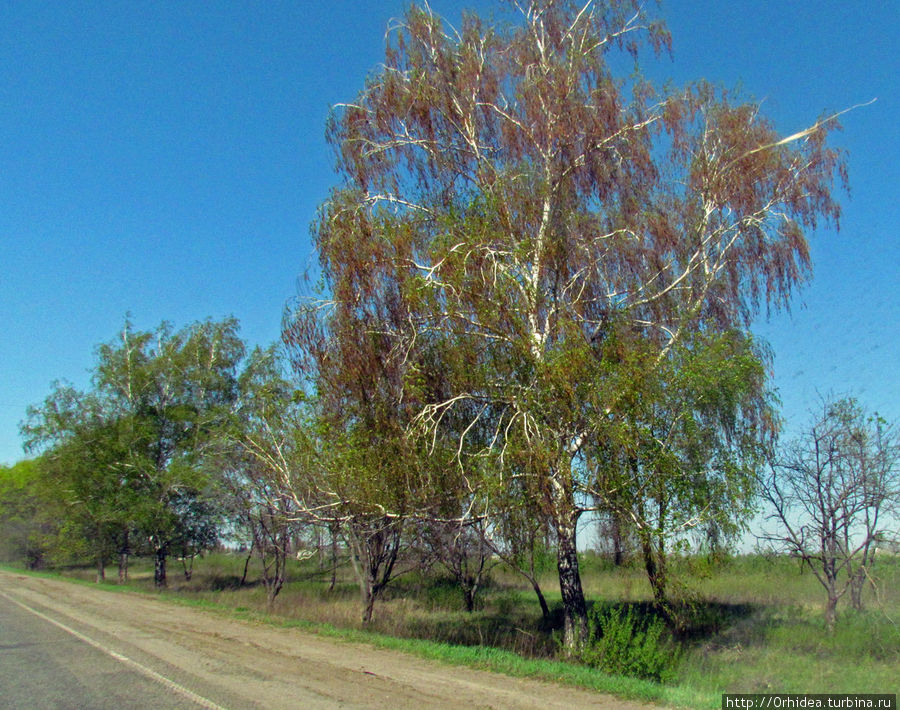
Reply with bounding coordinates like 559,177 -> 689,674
591,327 -> 774,611
292,0 -> 845,649
219,345 -> 311,604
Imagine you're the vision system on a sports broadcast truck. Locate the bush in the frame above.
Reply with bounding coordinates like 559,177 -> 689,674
577,605 -> 681,682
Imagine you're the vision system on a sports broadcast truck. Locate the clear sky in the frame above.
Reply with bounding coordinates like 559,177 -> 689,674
1,1 -> 897,466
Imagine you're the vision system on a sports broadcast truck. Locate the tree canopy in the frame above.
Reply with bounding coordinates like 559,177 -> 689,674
21,317 -> 244,586
285,0 -> 845,649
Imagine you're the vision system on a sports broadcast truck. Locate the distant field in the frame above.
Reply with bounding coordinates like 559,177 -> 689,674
34,552 -> 900,707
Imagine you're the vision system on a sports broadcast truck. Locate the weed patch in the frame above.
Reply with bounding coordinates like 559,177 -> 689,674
577,604 -> 681,682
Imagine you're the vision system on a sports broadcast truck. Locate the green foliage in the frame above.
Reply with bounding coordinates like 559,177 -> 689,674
420,576 -> 469,611
0,459 -> 60,567
577,605 -> 681,683
18,317 -> 244,580
592,328 -> 774,605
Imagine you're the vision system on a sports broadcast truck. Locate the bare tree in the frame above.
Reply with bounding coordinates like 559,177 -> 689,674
596,507 -> 636,567
247,496 -> 295,605
343,512 -> 405,624
320,418 -> 428,624
760,397 -> 899,631
423,513 -> 495,613
218,345 -> 313,605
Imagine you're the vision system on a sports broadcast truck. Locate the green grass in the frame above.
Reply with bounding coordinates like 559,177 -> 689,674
5,552 -> 899,708
669,555 -> 900,697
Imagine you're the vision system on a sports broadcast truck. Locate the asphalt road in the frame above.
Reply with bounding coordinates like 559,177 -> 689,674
0,591 -> 210,710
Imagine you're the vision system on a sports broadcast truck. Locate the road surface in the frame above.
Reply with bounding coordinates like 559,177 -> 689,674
0,587 -> 204,709
0,571 -> 653,709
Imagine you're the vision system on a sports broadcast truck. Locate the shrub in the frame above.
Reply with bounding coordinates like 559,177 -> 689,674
577,605 -> 681,682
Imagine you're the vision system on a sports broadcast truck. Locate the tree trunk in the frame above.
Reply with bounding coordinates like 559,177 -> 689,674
639,533 -> 667,607
848,565 -> 864,611
362,587 -> 378,625
357,557 -> 383,625
240,545 -> 253,587
181,555 -> 194,581
549,459 -> 588,652
532,579 -> 551,619
849,558 -> 873,611
463,586 -> 476,613
118,530 -> 129,584
118,551 -> 128,584
824,592 -> 838,633
555,517 -> 587,652
263,545 -> 287,607
611,512 -> 628,566
359,569 -> 386,625
96,554 -> 106,584
612,526 -> 624,566
329,523 -> 339,592
154,547 -> 167,588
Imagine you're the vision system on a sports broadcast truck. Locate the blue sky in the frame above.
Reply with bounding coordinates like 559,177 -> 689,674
1,1 -> 897,466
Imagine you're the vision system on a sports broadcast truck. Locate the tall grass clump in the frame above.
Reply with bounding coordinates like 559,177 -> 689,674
575,605 -> 681,682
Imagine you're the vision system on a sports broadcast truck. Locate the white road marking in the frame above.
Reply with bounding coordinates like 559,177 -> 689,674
0,590 -> 229,710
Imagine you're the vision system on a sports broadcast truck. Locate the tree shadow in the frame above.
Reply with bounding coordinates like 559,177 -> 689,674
208,574 -> 262,591
586,599 -> 757,640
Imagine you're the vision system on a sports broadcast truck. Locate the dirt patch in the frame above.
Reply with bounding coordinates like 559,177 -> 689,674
0,571 -> 656,709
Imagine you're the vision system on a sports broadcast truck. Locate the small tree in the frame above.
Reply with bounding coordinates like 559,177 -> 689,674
22,386 -> 134,580
761,397 -> 899,631
592,328 -> 774,610
845,415 -> 899,610
249,496 -> 295,604
217,345 -> 313,604
0,459 -> 63,569
171,491 -> 221,581
423,514 -> 495,612
343,511 -> 405,624
324,421 -> 422,624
